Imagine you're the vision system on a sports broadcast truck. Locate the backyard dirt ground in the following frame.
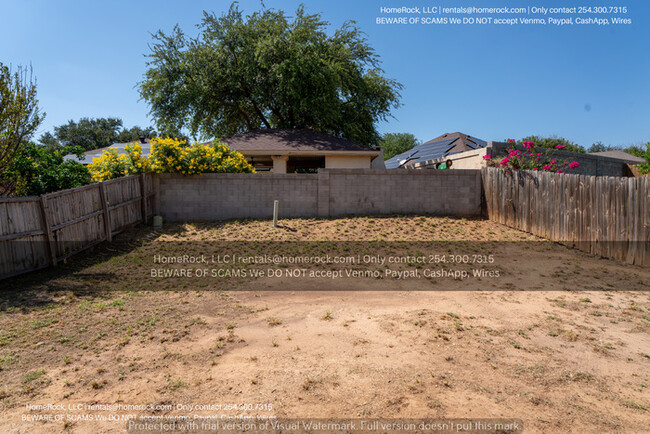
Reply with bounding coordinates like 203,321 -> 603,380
0,216 -> 649,433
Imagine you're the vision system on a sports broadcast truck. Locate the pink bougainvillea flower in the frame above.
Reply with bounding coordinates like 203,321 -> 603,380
557,170 -> 564,173
562,162 -> 568,165
543,165 -> 551,170
500,157 -> 510,165
482,154 -> 491,160
550,159 -> 557,164
523,140 -> 534,150
508,139 -> 515,143
569,161 -> 579,169
555,145 -> 565,150
537,153 -> 542,156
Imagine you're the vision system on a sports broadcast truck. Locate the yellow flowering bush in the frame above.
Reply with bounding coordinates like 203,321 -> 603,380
148,137 -> 254,175
88,142 -> 151,182
88,137 -> 254,182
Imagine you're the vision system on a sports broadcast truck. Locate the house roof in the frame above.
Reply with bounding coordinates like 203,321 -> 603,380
385,132 -> 487,169
423,132 -> 487,154
64,130 -> 378,164
588,150 -> 645,164
211,129 -> 375,153
63,138 -> 151,165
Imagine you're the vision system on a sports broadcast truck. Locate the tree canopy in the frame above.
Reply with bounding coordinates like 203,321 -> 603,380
39,117 -> 157,151
380,133 -> 419,160
587,142 -> 608,153
139,3 -> 401,146
639,144 -> 650,174
0,63 -> 44,174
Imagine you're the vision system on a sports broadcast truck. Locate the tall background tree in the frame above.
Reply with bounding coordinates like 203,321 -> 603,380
39,117 -> 157,151
588,142 -> 608,153
380,133 -> 420,160
139,3 -> 401,146
0,62 -> 44,175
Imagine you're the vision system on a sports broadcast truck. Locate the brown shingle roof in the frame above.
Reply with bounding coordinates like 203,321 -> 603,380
213,129 -> 373,153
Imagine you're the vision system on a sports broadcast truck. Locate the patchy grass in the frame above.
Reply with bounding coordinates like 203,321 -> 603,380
0,218 -> 649,433
23,370 -> 45,383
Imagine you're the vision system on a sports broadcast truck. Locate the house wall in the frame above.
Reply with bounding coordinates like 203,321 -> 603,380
271,155 -> 289,173
411,148 -> 488,170
325,155 -> 373,169
413,142 -> 633,177
371,148 -> 386,169
156,169 -> 482,221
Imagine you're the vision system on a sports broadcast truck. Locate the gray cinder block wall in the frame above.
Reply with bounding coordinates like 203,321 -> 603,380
156,169 -> 483,221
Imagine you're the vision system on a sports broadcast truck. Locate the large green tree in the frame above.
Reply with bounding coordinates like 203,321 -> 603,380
39,117 -> 158,151
0,63 -> 44,175
587,142 -> 608,153
139,4 -> 401,146
380,133 -> 419,160
116,125 -> 158,143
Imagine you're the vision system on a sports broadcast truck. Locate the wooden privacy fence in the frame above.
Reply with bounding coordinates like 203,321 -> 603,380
2,169 -> 648,280
0,174 -> 155,280
482,167 -> 649,267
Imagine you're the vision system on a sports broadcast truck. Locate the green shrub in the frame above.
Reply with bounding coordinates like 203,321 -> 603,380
3,142 -> 90,196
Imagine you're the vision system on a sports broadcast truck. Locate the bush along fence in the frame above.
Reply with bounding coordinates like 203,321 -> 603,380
0,174 -> 154,279
482,167 -> 650,267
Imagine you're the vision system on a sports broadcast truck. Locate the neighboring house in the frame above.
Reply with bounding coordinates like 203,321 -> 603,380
415,142 -> 641,177
65,129 -> 383,173
588,150 -> 645,165
385,132 -> 487,169
63,137 -> 150,165
212,129 -> 383,173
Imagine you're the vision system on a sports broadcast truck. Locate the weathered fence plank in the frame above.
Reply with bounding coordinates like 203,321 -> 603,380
39,196 -> 57,267
98,183 -> 112,243
0,174 -> 155,280
482,168 -> 649,267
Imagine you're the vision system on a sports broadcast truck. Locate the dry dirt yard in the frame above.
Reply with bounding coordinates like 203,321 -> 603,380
0,216 -> 649,433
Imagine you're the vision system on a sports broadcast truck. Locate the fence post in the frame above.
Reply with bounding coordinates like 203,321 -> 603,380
98,183 -> 112,242
153,174 -> 160,216
38,195 -> 57,267
139,174 -> 148,224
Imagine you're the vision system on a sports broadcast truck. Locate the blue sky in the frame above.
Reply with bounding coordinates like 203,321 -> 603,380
1,0 -> 648,147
